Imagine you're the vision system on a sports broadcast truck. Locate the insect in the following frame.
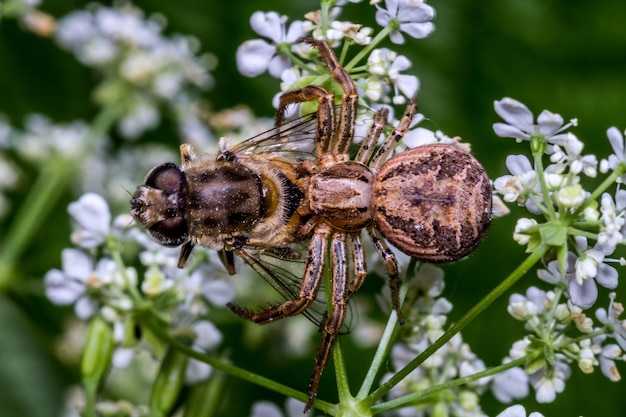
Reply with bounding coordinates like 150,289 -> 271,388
130,38 -> 492,411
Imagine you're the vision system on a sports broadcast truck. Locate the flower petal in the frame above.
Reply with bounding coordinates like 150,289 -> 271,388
192,321 -> 223,350
568,276 -> 598,309
62,248 -> 92,279
285,20 -> 305,42
250,11 -> 283,42
495,405 -> 526,417
44,269 -> 84,305
268,54 -> 291,79
185,357 -> 213,384
606,126 -> 625,159
251,401 -> 283,417
596,263 -> 618,289
375,9 -> 392,27
75,296 -> 98,319
236,39 -> 275,77
68,193 -> 111,235
394,74 -> 419,98
494,98 -> 534,133
388,30 -> 405,44
506,154 -> 533,175
398,21 -> 435,39
399,1 -> 436,23
493,123 -> 530,140
537,110 -> 565,136
202,279 -> 236,305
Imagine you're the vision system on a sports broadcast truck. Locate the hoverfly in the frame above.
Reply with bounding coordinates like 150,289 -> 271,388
131,38 -> 492,411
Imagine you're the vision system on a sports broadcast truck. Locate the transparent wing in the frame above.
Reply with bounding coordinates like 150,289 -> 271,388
226,112 -> 318,160
235,243 -> 329,327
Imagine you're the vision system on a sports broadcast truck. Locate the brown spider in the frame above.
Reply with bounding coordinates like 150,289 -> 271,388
131,38 -> 492,411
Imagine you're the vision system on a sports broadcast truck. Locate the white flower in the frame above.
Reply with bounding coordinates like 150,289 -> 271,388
493,98 -> 576,144
496,405 -> 544,417
375,0 -> 435,44
44,249 -> 115,319
513,218 -> 537,246
236,12 -> 305,78
118,99 -> 160,139
596,297 -> 626,352
19,115 -> 90,161
185,320 -> 223,384
598,344 -> 622,382
250,398 -> 311,417
606,127 -> 626,182
493,154 -> 541,213
68,193 -> 112,248
528,362 -> 570,403
367,48 -> 419,103
556,183 -> 585,208
597,192 -> 626,252
491,367 -> 529,403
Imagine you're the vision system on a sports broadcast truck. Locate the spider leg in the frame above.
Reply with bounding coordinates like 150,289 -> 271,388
355,107 -> 389,165
276,85 -> 335,157
301,38 -> 358,156
369,99 -> 417,170
227,223 -> 331,323
347,233 -> 367,298
367,226 -> 404,324
306,231 -> 349,412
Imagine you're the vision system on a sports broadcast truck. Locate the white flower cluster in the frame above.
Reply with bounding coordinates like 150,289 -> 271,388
44,193 -> 235,383
54,3 -> 214,142
383,264 -> 490,417
493,97 -> 625,309
236,0 -> 434,109
492,97 -> 626,406
495,287 -> 626,405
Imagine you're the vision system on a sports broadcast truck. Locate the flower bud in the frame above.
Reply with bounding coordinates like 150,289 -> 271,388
81,315 -> 114,386
149,347 -> 189,417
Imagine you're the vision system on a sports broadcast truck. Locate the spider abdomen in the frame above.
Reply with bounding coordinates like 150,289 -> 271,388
372,144 -> 492,263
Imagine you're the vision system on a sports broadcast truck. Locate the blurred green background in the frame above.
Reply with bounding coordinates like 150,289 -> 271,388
1,0 -> 626,416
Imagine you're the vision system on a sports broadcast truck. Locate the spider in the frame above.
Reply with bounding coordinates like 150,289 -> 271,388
227,38 -> 492,409
131,38 -> 492,411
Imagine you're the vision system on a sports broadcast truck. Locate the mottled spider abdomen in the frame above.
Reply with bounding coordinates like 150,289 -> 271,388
372,144 -> 492,263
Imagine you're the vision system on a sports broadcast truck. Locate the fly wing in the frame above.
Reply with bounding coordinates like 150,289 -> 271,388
226,112 -> 318,161
234,243 -> 328,326
234,243 -> 354,333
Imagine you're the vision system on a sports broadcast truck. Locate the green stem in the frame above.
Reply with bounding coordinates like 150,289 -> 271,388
371,352 -> 540,413
0,104 -> 122,291
345,26 -> 392,71
357,259 -> 416,399
333,340 -> 353,412
141,309 -> 336,416
364,244 -> 548,407
571,165 -> 623,218
83,380 -> 97,417
532,143 -> 557,219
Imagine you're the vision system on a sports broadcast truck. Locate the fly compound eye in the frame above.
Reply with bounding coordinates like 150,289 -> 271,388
145,162 -> 184,192
131,162 -> 188,247
148,216 -> 188,247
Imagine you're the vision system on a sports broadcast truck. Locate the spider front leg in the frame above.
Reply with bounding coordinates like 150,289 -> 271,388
275,38 -> 358,157
306,230 -> 349,412
227,223 -> 331,323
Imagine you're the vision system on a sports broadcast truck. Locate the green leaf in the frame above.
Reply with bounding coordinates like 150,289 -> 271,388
538,221 -> 567,247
